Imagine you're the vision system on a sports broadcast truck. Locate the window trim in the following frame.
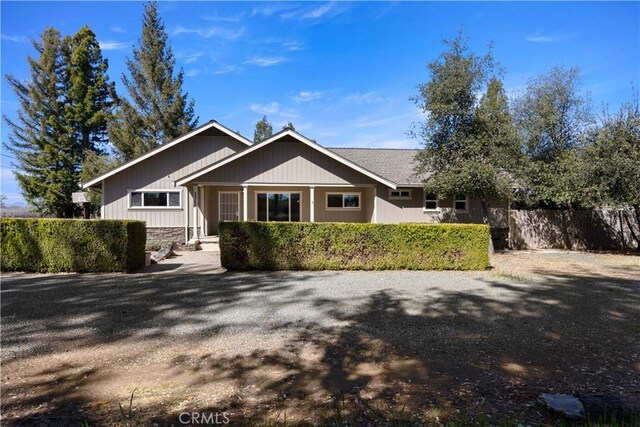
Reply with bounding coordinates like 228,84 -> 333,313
255,192 -> 302,222
389,188 -> 413,200
423,194 -> 440,212
453,196 -> 469,213
326,192 -> 362,211
128,189 -> 182,209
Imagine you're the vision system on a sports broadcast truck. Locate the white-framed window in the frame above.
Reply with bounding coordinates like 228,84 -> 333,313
454,196 -> 469,212
129,190 -> 181,209
326,193 -> 361,210
424,194 -> 439,211
389,188 -> 413,200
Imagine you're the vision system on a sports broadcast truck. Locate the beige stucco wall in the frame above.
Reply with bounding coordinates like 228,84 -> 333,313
375,184 -> 509,228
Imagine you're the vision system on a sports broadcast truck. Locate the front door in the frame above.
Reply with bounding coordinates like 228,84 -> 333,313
219,192 -> 240,222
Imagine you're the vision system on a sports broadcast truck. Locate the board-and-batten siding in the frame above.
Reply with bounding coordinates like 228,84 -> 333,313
102,132 -> 245,227
193,136 -> 378,186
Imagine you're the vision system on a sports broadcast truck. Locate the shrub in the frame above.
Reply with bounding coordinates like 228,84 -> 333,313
0,218 -> 146,273
219,222 -> 490,271
145,240 -> 168,252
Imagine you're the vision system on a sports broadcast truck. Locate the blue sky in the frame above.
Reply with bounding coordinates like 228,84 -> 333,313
1,1 -> 639,206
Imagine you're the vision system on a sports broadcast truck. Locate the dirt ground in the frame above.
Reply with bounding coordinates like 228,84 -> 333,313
1,250 -> 639,426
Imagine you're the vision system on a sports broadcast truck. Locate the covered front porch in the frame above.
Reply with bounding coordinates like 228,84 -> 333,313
186,184 -> 377,242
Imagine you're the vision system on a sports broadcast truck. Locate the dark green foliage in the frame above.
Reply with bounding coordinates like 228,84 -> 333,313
0,218 -> 146,273
62,25 -> 116,157
4,28 -> 78,217
79,149 -> 119,211
254,115 -> 273,143
513,66 -> 593,208
412,31 -> 521,222
283,121 -> 296,131
4,26 -> 115,217
580,96 -> 640,247
219,222 -> 490,271
109,1 -> 198,160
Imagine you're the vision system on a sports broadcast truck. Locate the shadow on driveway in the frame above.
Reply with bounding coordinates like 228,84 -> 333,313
1,252 -> 639,425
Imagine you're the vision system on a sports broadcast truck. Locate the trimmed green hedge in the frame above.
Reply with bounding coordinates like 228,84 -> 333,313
220,222 -> 490,271
1,218 -> 146,273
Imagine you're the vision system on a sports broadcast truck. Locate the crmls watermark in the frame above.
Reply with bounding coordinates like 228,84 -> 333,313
178,411 -> 231,425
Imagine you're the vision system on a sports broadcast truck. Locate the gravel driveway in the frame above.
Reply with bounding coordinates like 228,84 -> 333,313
1,250 -> 639,425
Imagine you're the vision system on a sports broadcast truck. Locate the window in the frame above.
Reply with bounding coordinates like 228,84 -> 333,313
326,193 -> 360,210
129,190 -> 181,208
424,194 -> 439,211
256,193 -> 301,222
389,188 -> 412,200
454,196 -> 468,212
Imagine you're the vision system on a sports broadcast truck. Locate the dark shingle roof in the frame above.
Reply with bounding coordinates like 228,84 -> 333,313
328,148 -> 423,186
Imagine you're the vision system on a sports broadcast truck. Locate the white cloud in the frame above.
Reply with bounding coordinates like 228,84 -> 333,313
176,51 -> 206,64
244,56 -> 287,67
185,69 -> 201,78
343,92 -> 387,105
202,12 -> 244,23
250,102 -> 281,115
262,38 -> 305,51
525,32 -> 569,43
98,41 -> 129,51
212,65 -> 239,75
250,102 -> 298,118
250,3 -> 296,17
172,25 -> 245,40
352,109 -> 424,129
293,91 -> 323,102
300,3 -> 335,19
283,40 -> 304,51
1,34 -> 29,43
109,26 -> 126,34
280,2 -> 347,21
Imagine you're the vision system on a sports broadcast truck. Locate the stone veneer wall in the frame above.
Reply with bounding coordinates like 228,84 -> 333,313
146,227 -> 185,244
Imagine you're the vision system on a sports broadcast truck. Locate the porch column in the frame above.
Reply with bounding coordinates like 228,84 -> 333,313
192,185 -> 199,240
199,186 -> 206,236
309,186 -> 315,222
242,184 -> 248,221
373,186 -> 378,223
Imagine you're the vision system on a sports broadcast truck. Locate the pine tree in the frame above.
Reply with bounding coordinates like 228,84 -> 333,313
283,122 -> 296,131
109,1 -> 198,160
4,28 -> 78,217
62,25 -> 116,159
254,115 -> 273,142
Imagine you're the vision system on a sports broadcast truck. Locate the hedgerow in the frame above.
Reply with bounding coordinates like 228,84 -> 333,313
0,218 -> 146,273
220,222 -> 490,271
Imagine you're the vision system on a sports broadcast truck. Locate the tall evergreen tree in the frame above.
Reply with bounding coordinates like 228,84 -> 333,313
4,28 -> 78,217
4,26 -> 116,217
283,121 -> 296,131
62,25 -> 116,159
412,32 -> 521,223
254,115 -> 273,142
109,1 -> 198,160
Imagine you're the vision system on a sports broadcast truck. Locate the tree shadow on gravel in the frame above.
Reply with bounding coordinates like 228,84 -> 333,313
157,270 -> 638,425
2,263 -> 639,425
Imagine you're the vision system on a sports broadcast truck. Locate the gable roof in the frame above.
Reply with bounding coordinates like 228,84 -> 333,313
175,129 -> 398,188
81,120 -> 252,189
328,148 -> 423,186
